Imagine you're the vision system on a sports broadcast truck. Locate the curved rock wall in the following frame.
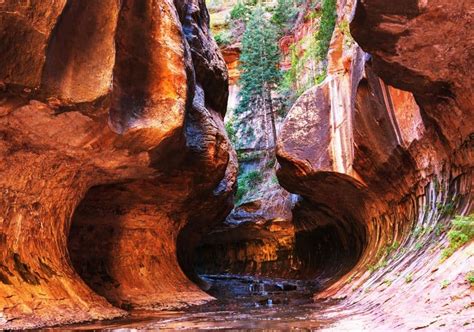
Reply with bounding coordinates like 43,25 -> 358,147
276,0 -> 472,328
0,0 -> 235,329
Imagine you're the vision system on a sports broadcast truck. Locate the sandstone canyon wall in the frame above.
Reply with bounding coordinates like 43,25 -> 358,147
277,0 -> 473,329
197,0 -> 472,329
0,0 -> 236,329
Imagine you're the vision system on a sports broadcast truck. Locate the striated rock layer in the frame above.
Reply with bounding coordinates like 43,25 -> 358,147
196,187 -> 303,278
0,0 -> 236,329
276,0 -> 472,329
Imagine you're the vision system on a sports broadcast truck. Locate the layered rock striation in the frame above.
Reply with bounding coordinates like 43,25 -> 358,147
276,0 -> 472,329
196,186 -> 303,278
0,0 -> 236,329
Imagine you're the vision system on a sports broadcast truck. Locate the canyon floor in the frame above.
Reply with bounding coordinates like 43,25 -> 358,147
45,275 -> 340,330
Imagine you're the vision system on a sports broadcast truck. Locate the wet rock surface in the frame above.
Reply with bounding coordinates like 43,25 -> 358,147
46,275 -> 340,330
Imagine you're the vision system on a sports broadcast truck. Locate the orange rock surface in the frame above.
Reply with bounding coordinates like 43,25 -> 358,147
276,0 -> 473,329
0,0 -> 236,329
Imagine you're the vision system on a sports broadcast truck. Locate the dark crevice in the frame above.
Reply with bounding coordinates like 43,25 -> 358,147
68,184 -> 125,307
193,177 -> 368,292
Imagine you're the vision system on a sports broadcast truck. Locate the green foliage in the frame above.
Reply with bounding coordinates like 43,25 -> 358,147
277,45 -> 299,111
382,279 -> 393,287
338,19 -> 354,49
314,0 -> 337,60
271,0 -> 300,32
265,157 -> 276,169
368,240 -> 401,273
225,117 -> 237,145
230,0 -> 253,20
413,226 -> 427,238
237,150 -> 263,162
237,6 -> 281,115
244,170 -> 263,185
375,240 -> 400,259
435,223 -> 447,237
235,169 -> 263,203
385,241 -> 400,255
405,273 -> 413,283
441,214 -> 474,261
367,259 -> 388,273
271,175 -> 279,184
276,0 -> 336,113
466,271 -> 474,285
440,279 -> 450,289
315,68 -> 327,84
437,201 -> 455,216
214,31 -> 232,46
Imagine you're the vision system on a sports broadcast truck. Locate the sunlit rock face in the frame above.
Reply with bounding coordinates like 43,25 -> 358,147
0,0 -> 235,329
277,0 -> 472,329
351,0 -> 473,147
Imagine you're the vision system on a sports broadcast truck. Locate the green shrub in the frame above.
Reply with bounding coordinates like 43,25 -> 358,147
435,223 -> 447,236
367,259 -> 388,273
382,279 -> 393,286
230,1 -> 251,20
441,214 -> 474,261
225,117 -> 237,144
338,19 -> 354,48
276,0 -> 336,111
466,271 -> 474,285
235,184 -> 247,203
235,170 -> 263,203
315,68 -> 327,84
243,170 -> 263,186
271,0 -> 300,32
265,157 -> 276,169
214,31 -> 232,46
314,0 -> 337,60
440,279 -> 450,289
368,240 -> 401,273
437,201 -> 455,216
271,175 -> 279,184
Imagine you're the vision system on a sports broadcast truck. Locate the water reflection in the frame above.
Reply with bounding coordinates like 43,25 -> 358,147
46,275 -> 340,330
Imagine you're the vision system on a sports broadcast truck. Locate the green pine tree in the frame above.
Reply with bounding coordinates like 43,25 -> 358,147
272,0 -> 299,33
236,6 -> 281,147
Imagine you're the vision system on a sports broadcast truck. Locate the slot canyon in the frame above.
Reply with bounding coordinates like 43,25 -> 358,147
0,0 -> 472,330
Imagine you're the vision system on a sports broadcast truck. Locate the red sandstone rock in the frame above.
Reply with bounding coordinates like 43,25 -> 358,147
196,187 -> 302,278
276,0 -> 473,329
0,0 -> 472,329
0,0 -> 235,329
221,46 -> 241,85
350,0 -> 473,147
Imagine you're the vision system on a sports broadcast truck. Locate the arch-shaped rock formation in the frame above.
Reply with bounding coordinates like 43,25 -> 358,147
0,0 -> 236,329
274,0 -> 473,328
